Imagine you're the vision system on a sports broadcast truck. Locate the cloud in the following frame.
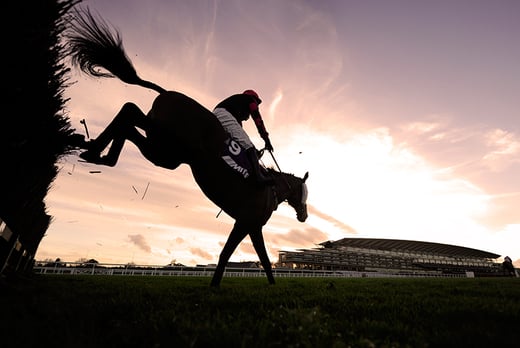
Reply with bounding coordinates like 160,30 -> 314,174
476,192 -> 520,229
268,89 -> 283,122
190,247 -> 213,260
482,129 -> 520,171
307,204 -> 357,234
403,121 -> 442,135
514,259 -> 520,268
128,234 -> 151,253
269,226 -> 328,249
238,242 -> 256,256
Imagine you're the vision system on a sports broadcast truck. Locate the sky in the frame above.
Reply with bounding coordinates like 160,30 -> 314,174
37,0 -> 519,267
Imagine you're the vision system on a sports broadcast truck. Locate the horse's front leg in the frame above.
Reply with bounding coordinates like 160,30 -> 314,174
210,222 -> 248,287
80,102 -> 150,166
250,228 -> 275,285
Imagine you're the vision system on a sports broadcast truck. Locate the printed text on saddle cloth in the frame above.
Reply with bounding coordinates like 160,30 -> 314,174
222,139 -> 253,178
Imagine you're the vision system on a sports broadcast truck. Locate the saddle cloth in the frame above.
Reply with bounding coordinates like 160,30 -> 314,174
221,138 -> 252,179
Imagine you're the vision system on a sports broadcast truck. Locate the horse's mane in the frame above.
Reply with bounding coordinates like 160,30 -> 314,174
266,167 -> 296,178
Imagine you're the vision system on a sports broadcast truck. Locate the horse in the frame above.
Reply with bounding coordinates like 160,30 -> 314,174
65,7 -> 309,287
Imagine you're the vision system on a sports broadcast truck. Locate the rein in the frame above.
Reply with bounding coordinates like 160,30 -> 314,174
261,148 -> 291,190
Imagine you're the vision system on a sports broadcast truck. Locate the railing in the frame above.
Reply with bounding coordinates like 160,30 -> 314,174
33,262 -> 469,278
1,219 -> 35,277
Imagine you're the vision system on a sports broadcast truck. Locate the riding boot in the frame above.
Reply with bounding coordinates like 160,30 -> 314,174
246,147 -> 272,185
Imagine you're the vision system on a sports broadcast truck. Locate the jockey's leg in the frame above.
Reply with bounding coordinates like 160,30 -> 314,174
245,147 -> 273,185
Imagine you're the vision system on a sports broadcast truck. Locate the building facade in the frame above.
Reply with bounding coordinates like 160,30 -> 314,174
278,238 -> 507,277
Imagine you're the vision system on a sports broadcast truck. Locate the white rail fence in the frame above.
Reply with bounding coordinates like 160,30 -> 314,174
33,262 -> 469,278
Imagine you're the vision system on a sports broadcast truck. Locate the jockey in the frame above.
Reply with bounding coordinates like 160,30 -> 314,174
213,90 -> 273,184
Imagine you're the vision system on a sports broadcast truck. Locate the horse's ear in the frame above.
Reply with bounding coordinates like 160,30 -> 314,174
303,172 -> 309,182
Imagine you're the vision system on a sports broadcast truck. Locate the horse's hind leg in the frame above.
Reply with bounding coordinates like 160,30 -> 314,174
101,126 -> 151,166
250,229 -> 275,284
80,102 -> 150,166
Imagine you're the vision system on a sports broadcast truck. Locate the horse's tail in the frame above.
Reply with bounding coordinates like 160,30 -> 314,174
65,6 -> 166,94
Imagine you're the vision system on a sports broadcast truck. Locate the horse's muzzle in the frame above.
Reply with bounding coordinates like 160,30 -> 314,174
296,204 -> 308,222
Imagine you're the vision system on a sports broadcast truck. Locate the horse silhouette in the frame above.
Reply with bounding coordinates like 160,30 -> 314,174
65,7 -> 309,286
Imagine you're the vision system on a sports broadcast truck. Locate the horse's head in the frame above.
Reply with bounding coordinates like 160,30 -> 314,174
285,172 -> 309,222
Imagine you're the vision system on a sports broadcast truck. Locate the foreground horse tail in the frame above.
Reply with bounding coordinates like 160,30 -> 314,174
66,6 -> 166,94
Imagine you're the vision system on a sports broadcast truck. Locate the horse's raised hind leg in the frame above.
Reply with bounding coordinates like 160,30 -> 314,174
250,228 -> 275,285
210,222 -> 248,287
80,102 -> 150,166
101,126 -> 151,166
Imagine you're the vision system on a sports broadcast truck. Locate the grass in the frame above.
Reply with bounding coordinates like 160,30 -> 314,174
1,275 -> 519,347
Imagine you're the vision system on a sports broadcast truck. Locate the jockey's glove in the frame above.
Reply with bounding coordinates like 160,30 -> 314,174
264,138 -> 274,152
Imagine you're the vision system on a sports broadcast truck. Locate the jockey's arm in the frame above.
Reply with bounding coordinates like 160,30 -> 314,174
249,102 -> 273,151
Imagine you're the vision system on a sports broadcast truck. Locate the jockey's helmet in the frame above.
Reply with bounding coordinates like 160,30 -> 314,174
243,90 -> 262,104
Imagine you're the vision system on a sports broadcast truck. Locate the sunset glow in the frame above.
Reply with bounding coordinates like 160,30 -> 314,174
37,0 -> 519,267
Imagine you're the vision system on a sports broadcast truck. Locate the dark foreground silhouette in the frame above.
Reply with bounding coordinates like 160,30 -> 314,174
65,7 -> 309,287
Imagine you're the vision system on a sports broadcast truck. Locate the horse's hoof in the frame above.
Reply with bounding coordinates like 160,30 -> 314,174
69,134 -> 88,149
79,150 -> 103,164
79,152 -> 118,167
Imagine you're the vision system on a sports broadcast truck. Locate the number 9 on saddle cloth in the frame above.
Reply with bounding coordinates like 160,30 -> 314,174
222,138 -> 258,179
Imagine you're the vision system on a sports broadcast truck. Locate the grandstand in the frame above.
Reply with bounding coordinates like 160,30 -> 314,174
278,238 -> 508,277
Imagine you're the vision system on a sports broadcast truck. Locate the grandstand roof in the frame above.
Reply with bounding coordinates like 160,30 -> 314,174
319,238 -> 501,259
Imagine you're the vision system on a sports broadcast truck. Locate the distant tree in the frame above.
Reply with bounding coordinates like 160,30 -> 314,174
166,260 -> 185,268
75,258 -> 99,267
54,258 -> 66,267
